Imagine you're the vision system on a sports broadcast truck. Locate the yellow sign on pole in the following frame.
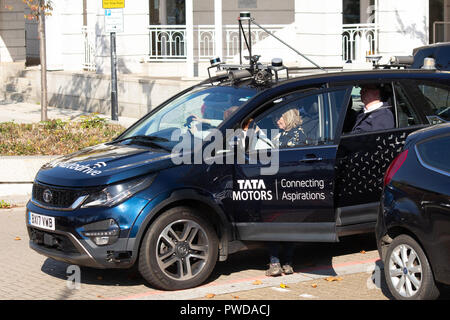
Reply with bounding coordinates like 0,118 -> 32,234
102,0 -> 125,9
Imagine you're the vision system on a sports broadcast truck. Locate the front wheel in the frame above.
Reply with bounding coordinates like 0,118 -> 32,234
138,206 -> 218,290
384,234 -> 440,300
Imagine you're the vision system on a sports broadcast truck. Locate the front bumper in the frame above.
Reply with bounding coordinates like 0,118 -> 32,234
25,200 -> 142,269
28,227 -> 106,268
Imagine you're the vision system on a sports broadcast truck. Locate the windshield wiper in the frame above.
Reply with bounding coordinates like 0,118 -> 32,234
109,135 -> 171,152
112,135 -> 169,144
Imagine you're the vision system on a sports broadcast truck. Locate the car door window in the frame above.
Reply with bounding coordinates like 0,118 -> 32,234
393,82 -> 421,127
341,82 -> 394,134
416,82 -> 450,123
247,90 -> 347,151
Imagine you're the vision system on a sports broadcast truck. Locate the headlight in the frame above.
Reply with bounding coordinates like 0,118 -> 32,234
81,175 -> 155,208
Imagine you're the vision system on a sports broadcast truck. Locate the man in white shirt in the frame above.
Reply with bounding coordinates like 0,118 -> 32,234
351,84 -> 395,133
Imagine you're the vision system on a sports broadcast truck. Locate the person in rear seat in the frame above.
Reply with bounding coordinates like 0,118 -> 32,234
351,84 -> 395,133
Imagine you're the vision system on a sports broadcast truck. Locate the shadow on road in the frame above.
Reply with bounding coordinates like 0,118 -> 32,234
38,233 -> 449,299
211,233 -> 379,279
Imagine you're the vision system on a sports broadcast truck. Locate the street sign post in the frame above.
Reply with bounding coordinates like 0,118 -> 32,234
102,0 -> 125,9
103,5 -> 124,121
104,8 -> 124,33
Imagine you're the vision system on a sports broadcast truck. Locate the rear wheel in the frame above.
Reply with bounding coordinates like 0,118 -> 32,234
138,206 -> 218,290
384,234 -> 439,300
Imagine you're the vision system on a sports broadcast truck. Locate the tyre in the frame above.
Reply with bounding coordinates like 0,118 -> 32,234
138,206 -> 219,290
384,234 -> 440,300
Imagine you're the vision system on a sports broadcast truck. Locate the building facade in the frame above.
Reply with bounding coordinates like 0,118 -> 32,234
1,0 -> 449,77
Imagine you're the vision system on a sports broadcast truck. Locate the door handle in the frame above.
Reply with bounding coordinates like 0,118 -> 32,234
299,155 -> 323,163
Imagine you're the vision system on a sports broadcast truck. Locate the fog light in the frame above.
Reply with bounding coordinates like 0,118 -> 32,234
93,237 -> 111,246
82,219 -> 120,246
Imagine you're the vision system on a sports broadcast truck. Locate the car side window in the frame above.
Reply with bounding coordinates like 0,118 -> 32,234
341,83 -> 394,134
247,90 -> 346,151
393,83 -> 421,128
415,81 -> 450,123
416,135 -> 450,175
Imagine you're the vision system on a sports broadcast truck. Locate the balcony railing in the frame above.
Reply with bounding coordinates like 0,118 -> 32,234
148,24 -> 286,61
342,23 -> 378,62
82,24 -> 378,70
148,25 -> 187,61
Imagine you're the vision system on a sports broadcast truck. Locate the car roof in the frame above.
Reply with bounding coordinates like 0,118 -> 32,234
413,42 -> 450,53
407,123 -> 450,144
209,68 -> 450,92
275,68 -> 449,86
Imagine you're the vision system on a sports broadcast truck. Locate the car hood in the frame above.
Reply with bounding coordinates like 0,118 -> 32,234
35,143 -> 176,187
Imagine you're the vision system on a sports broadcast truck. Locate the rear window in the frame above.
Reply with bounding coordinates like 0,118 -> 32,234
416,135 -> 450,174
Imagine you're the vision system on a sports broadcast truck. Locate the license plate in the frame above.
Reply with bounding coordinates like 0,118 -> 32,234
29,212 -> 55,231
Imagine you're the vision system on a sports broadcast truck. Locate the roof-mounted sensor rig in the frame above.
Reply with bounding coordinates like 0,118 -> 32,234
206,11 -> 326,86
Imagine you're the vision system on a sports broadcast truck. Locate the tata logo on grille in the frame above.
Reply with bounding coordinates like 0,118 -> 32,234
42,189 -> 53,203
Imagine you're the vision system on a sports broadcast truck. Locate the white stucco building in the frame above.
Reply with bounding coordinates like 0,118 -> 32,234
1,0 -> 449,75
1,0 -> 449,117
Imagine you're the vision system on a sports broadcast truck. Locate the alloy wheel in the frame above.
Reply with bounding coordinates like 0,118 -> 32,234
388,243 -> 423,298
156,219 -> 210,281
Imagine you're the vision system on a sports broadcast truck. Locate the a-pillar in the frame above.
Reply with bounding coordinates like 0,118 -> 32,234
294,0 -> 343,68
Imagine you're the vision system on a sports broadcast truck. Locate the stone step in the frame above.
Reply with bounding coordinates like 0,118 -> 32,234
4,91 -> 26,103
5,83 -> 17,92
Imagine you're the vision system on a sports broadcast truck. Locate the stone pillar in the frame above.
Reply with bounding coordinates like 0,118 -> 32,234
45,0 -> 63,70
93,0 -> 150,74
360,0 -> 371,24
377,0 -> 429,61
214,0 -> 223,60
159,0 -> 167,25
445,0 -> 450,42
60,0 -> 84,71
294,0 -> 343,68
0,0 -> 26,62
186,0 -> 194,78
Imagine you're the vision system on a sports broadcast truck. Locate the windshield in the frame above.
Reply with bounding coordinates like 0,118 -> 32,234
118,85 -> 256,150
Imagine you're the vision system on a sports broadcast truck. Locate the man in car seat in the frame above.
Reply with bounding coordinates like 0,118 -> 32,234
351,84 -> 395,133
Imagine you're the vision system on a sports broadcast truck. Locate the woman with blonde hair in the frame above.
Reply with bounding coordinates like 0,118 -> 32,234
273,108 -> 307,148
265,107 -> 306,277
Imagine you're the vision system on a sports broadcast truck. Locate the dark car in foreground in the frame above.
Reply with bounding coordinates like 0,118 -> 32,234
376,123 -> 450,300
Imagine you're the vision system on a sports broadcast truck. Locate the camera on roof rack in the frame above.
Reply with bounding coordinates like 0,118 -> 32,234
239,11 -> 251,20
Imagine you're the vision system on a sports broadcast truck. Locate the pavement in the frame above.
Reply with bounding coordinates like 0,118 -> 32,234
1,206 -> 390,301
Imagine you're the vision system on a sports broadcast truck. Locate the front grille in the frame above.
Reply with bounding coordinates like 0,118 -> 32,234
29,228 -> 80,254
32,183 -> 86,209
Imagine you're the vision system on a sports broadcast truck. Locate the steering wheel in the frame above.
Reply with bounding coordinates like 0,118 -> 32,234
184,115 -> 196,129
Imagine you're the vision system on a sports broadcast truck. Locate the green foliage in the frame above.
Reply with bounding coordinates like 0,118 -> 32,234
79,113 -> 108,129
41,119 -> 67,130
0,200 -> 12,209
0,115 -> 125,156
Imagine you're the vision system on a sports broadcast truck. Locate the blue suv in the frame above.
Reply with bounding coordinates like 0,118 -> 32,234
26,61 -> 450,290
